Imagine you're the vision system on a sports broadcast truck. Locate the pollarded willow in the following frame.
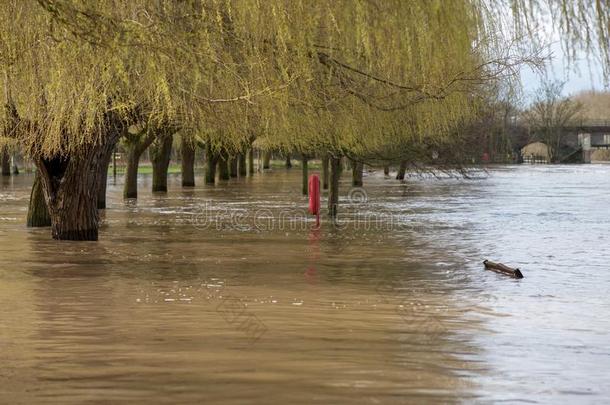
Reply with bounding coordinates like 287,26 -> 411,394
0,0 -> 608,238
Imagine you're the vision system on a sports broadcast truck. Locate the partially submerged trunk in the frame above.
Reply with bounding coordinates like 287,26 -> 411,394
262,151 -> 271,169
301,155 -> 309,195
11,154 -> 19,175
36,129 -> 121,241
33,109 -> 125,240
396,161 -> 407,180
2,75 -> 17,177
383,166 -> 390,176
351,159 -> 363,187
218,152 -> 230,181
38,155 -> 100,240
229,156 -> 238,178
1,148 -> 10,176
328,156 -> 341,218
123,132 -> 156,199
112,148 -> 117,181
27,173 -> 51,227
285,154 -> 292,168
181,137 -> 196,187
151,134 -> 173,193
248,148 -> 254,176
97,147 -> 114,209
321,155 -> 329,190
124,145 -> 141,199
205,144 -> 219,184
238,153 -> 247,177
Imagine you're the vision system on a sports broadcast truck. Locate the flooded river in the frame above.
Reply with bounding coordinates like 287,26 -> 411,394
0,165 -> 609,404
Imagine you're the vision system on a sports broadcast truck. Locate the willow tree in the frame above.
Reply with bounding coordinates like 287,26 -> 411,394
251,1 -> 517,216
1,0 -> 608,239
0,1 -> 182,239
260,0 -> 607,216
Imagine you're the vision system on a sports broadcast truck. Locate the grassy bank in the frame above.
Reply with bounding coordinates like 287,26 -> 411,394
109,163 -> 184,175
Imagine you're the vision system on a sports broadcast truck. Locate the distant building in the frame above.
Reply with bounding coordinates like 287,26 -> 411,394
591,149 -> 610,162
521,142 -> 550,164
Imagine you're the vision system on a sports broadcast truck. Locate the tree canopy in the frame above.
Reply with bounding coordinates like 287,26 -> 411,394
0,0 -> 608,163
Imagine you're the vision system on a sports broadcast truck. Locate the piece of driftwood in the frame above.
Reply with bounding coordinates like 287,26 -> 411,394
483,260 -> 524,279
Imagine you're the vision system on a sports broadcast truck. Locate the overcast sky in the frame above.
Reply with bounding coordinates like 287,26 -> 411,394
520,39 -> 606,97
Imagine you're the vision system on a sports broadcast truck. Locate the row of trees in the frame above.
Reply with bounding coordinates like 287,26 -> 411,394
466,81 -> 586,164
0,0 -> 608,240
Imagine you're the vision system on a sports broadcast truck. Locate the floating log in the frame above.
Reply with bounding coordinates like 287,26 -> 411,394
483,260 -> 524,279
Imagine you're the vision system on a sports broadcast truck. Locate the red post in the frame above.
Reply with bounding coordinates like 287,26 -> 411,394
308,174 -> 321,227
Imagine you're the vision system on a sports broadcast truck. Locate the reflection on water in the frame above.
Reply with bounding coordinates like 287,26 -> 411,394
1,165 -> 609,403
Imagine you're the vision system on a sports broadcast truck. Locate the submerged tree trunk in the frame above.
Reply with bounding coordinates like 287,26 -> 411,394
238,153 -> 247,177
181,137 -> 196,187
205,144 -> 219,184
321,155 -> 329,190
248,148 -> 254,176
218,152 -> 230,180
38,155 -> 100,240
97,147 -> 114,209
34,110 -> 124,240
301,155 -> 309,195
262,151 -> 271,169
285,154 -> 292,168
151,133 -> 173,193
113,147 -> 117,182
351,159 -> 363,187
396,161 -> 407,180
328,156 -> 341,218
124,145 -> 141,199
229,156 -> 238,178
2,74 -> 17,177
11,154 -> 19,175
1,148 -> 10,176
123,132 -> 156,199
27,173 -> 51,227
36,126 -> 121,240
383,166 -> 390,176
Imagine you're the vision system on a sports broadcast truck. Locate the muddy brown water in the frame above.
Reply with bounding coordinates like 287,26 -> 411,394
0,165 -> 609,404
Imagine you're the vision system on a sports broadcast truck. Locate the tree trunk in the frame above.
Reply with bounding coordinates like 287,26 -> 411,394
2,73 -> 16,177
27,173 -> 51,227
238,153 -> 247,177
229,156 -> 238,178
351,159 -> 363,187
321,155 -> 329,190
151,134 -> 173,193
383,166 -> 390,176
181,137 -> 196,187
97,147 -> 113,209
124,145 -> 141,199
1,148 -> 10,176
36,131 -> 120,241
328,156 -> 341,218
248,148 -> 254,176
218,152 -> 230,180
285,154 -> 292,168
396,161 -> 407,180
11,154 -> 19,175
262,151 -> 271,169
113,147 -> 117,182
205,144 -> 219,184
301,155 -> 309,195
123,132 -> 156,199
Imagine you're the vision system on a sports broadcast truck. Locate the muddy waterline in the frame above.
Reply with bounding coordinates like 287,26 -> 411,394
1,165 -> 609,404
